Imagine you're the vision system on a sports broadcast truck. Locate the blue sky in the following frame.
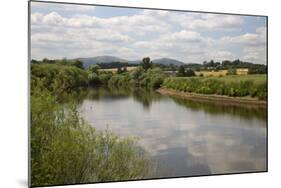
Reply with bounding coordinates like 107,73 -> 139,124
30,2 -> 267,64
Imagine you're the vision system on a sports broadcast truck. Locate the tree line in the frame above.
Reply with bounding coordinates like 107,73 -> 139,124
31,58 -> 267,75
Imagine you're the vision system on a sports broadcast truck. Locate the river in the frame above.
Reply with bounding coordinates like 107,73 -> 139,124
76,86 -> 267,178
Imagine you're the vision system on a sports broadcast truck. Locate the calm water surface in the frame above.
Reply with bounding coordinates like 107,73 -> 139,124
76,87 -> 267,178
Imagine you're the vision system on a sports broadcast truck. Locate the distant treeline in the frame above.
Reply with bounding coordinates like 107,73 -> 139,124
97,62 -> 138,69
31,58 -> 84,69
31,58 -> 267,74
31,57 -> 267,101
163,59 -> 267,74
197,59 -> 267,74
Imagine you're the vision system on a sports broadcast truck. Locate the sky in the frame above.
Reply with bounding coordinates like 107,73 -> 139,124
30,2 -> 267,64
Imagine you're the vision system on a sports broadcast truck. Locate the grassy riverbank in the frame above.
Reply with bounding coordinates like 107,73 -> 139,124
161,75 -> 267,100
157,88 -> 266,107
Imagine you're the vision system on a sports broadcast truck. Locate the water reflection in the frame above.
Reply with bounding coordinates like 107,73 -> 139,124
171,96 -> 267,122
75,86 -> 267,178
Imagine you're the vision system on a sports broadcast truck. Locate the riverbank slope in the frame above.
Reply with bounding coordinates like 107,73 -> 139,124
157,88 -> 267,108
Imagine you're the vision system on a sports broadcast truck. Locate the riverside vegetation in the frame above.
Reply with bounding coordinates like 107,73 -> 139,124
31,60 -> 154,186
162,75 -> 267,100
30,57 -> 267,186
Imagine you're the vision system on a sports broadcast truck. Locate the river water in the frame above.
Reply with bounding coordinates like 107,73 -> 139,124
77,86 -> 267,178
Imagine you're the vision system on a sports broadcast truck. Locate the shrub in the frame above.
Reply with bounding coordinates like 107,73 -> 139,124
108,73 -> 131,87
31,63 -> 88,93
185,69 -> 196,77
31,88 -> 154,186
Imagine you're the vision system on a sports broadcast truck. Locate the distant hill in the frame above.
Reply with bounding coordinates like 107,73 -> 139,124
76,56 -> 127,67
152,58 -> 185,66
76,56 -> 185,67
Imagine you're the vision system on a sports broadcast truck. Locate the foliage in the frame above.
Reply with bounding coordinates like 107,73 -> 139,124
108,65 -> 164,89
89,64 -> 101,74
162,75 -> 267,100
31,58 -> 85,69
176,65 -> 186,77
31,63 -> 88,94
185,68 -> 196,77
97,62 -> 138,69
88,71 -> 113,86
131,66 -> 145,81
181,59 -> 267,74
227,68 -> 237,75
138,68 -> 164,88
176,66 -> 196,77
108,72 -> 132,87
31,60 -> 155,186
69,60 -> 84,69
98,72 -> 114,85
31,88 -> 153,186
141,57 -> 153,72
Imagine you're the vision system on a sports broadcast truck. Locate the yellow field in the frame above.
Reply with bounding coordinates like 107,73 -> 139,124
195,70 -> 228,77
100,66 -> 138,72
195,69 -> 249,77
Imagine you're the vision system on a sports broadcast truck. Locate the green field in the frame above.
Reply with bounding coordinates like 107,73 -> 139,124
205,74 -> 266,84
166,74 -> 266,84
162,74 -> 267,100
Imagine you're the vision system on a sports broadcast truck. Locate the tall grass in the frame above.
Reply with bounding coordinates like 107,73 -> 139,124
162,75 -> 267,100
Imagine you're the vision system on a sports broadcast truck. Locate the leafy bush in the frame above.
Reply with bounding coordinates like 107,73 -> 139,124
137,68 -> 164,88
176,66 -> 196,77
108,73 -> 131,87
108,67 -> 164,89
31,63 -> 88,93
31,86 -> 154,186
88,72 -> 113,86
131,67 -> 145,81
185,69 -> 196,77
98,72 -> 113,85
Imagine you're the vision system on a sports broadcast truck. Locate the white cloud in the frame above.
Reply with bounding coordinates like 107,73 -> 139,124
31,2 -> 96,15
218,26 -> 267,64
30,12 -> 43,24
180,14 -> 243,30
207,51 -> 235,62
221,33 -> 261,46
30,4 -> 267,64
169,30 -> 203,43
42,12 -> 64,25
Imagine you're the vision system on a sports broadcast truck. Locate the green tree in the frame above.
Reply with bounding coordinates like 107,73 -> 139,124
117,67 -> 123,74
89,64 -> 100,74
131,67 -> 144,81
42,58 -> 49,63
141,57 -> 152,72
31,59 -> 39,64
70,60 -> 84,69
176,65 -> 186,77
123,67 -> 127,72
185,69 -> 196,77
